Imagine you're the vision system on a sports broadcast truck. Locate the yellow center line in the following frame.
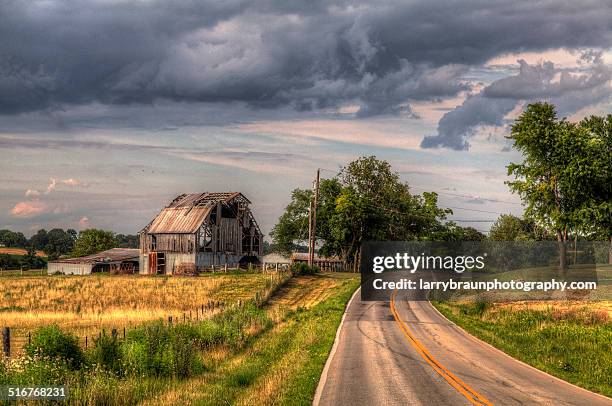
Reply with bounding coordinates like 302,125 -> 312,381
390,290 -> 493,406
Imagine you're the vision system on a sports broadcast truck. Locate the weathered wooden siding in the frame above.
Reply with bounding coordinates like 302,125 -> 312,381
218,217 -> 240,254
196,252 -> 242,267
142,233 -> 196,253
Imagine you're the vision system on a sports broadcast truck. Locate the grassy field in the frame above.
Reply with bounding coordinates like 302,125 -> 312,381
0,272 -> 271,353
433,300 -> 612,397
0,271 -> 360,405
144,272 -> 359,405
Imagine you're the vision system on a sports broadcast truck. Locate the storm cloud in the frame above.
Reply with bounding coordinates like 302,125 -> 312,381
1,0 -> 611,122
421,55 -> 612,150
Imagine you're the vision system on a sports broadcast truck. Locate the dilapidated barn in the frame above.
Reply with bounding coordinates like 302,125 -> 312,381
139,192 -> 263,275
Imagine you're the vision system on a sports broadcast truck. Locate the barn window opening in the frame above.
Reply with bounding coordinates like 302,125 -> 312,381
173,239 -> 177,251
151,235 -> 157,250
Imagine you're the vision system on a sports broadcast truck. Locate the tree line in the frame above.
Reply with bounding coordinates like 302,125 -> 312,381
271,103 -> 611,269
0,228 -> 139,269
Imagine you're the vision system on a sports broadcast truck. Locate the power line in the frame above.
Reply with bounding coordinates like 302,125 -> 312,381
449,219 -> 496,222
410,185 -> 522,205
446,206 -> 504,215
318,167 -> 339,174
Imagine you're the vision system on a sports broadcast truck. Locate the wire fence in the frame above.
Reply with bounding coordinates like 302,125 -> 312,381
1,300 -> 229,358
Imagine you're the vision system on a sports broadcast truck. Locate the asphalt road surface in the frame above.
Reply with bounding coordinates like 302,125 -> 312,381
314,288 -> 612,406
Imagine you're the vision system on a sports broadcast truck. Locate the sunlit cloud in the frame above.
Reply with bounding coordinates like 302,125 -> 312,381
10,201 -> 48,217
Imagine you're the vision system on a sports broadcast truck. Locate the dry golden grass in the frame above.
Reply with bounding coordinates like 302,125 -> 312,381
0,273 -> 270,352
0,247 -> 45,257
495,300 -> 612,323
266,274 -> 339,310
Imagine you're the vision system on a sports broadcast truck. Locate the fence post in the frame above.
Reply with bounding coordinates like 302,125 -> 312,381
3,327 -> 10,357
28,331 -> 31,346
168,316 -> 173,325
111,329 -> 117,339
85,336 -> 88,349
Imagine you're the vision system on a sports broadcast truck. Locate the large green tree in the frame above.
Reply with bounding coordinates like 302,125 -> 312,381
271,156 -> 451,267
71,229 -> 117,257
576,115 -> 612,263
507,103 -> 611,268
44,229 -> 77,260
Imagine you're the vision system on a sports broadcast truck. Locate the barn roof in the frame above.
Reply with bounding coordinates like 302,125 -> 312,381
50,248 -> 140,264
145,192 -> 250,234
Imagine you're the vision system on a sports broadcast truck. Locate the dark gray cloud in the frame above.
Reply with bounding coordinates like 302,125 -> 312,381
1,0 -> 611,119
421,94 -> 516,150
421,56 -> 612,150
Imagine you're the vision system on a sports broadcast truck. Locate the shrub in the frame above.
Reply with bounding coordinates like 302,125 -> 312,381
25,325 -> 84,370
290,262 -> 319,276
122,322 -> 203,379
89,333 -> 122,374
3,357 -> 71,385
8,357 -> 70,386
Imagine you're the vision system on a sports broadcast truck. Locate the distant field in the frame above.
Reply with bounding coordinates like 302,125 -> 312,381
0,272 -> 271,352
0,247 -> 46,257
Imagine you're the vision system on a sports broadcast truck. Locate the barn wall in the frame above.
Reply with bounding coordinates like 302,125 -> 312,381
139,252 -> 197,275
164,253 -> 196,274
142,233 -> 196,253
196,252 -> 242,268
47,262 -> 93,275
218,217 -> 241,254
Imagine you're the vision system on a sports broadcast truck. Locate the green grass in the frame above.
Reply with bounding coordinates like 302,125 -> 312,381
433,301 -> 612,397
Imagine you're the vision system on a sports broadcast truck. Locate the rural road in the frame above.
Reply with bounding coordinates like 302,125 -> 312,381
314,288 -> 612,406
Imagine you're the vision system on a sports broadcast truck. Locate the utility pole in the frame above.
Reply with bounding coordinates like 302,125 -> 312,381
308,169 -> 320,267
308,199 -> 313,267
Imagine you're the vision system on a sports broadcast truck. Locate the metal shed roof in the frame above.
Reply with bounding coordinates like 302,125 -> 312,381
49,248 -> 140,265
